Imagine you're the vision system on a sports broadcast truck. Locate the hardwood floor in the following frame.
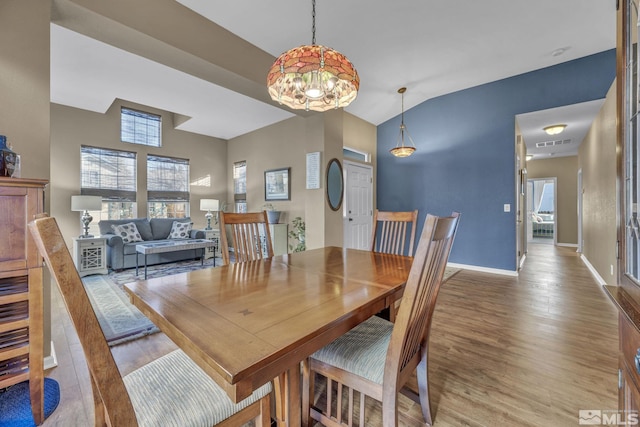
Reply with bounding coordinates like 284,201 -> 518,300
40,243 -> 618,426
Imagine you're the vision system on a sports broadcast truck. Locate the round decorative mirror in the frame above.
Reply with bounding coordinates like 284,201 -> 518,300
326,158 -> 344,211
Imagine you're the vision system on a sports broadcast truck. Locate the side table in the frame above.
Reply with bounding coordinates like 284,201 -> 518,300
200,228 -> 220,266
73,236 -> 108,277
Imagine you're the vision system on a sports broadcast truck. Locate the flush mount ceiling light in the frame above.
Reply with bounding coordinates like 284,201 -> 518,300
390,87 -> 417,158
543,124 -> 567,135
266,0 -> 359,112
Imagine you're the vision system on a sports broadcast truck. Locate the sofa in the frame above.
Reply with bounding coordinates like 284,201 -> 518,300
99,217 -> 205,271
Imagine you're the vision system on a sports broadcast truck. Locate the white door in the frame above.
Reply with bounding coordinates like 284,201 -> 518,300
344,161 -> 373,249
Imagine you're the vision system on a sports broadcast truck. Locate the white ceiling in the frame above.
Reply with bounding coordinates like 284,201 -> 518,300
50,0 -> 616,151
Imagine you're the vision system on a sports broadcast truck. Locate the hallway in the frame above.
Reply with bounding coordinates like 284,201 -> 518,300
40,242 -> 618,426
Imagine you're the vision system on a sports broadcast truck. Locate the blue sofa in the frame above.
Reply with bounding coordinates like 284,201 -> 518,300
99,217 -> 205,271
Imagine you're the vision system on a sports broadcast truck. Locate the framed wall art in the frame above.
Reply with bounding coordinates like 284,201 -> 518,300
264,167 -> 291,201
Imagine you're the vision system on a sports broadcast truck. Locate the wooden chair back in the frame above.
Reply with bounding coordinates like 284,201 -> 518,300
219,211 -> 274,265
370,209 -> 418,257
303,212 -> 460,427
30,216 -> 273,426
383,211 -> 460,424
28,216 -> 139,426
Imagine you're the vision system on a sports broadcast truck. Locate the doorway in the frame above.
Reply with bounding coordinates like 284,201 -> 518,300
527,177 -> 557,245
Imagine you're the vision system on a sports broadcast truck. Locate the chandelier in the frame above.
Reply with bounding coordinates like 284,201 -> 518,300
266,0 -> 359,112
390,87 -> 417,157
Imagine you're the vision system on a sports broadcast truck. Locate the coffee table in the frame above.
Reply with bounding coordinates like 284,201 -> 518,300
135,239 -> 215,279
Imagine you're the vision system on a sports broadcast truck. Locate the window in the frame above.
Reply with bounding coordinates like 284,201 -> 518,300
147,155 -> 190,218
121,107 -> 161,147
80,146 -> 137,225
233,161 -> 247,213
343,147 -> 370,162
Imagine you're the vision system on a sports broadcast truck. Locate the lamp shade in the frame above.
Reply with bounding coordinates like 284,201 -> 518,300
71,195 -> 102,211
200,199 -> 219,211
267,45 -> 359,112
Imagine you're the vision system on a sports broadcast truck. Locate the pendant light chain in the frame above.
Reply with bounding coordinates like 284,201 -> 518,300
401,90 -> 405,126
311,0 -> 316,45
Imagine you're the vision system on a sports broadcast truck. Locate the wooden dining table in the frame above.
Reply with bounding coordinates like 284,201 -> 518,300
123,246 -> 412,427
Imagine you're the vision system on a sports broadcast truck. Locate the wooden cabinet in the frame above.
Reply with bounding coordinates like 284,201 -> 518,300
604,286 -> 640,425
0,177 -> 47,424
269,224 -> 288,256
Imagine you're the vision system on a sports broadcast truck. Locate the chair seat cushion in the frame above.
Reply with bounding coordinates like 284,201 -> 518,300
123,349 -> 272,427
311,315 -> 393,385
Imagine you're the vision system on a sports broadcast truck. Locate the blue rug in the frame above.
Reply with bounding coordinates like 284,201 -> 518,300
82,274 -> 160,346
0,378 -> 60,427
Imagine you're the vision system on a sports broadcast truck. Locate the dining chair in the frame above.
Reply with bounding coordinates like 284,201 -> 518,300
302,212 -> 460,427
28,216 -> 272,427
371,209 -> 418,321
370,209 -> 419,257
219,210 -> 274,265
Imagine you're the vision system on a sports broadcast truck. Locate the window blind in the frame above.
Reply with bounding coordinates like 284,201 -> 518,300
80,146 -> 136,201
121,107 -> 161,147
147,155 -> 190,201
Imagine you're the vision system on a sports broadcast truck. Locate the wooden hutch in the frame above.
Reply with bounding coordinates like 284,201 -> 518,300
0,177 -> 47,424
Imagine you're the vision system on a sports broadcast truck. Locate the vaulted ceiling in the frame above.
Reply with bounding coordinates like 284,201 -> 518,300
51,0 -> 616,153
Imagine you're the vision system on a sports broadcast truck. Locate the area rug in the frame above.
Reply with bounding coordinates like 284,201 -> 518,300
108,258 -> 221,287
0,378 -> 60,427
82,274 -> 160,346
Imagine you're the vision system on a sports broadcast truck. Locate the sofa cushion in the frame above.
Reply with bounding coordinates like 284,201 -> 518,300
99,218 -> 153,241
168,221 -> 192,239
150,218 -> 191,240
111,222 -> 144,244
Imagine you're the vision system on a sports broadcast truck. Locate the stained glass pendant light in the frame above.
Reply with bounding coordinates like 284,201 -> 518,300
267,0 -> 359,112
390,87 -> 417,157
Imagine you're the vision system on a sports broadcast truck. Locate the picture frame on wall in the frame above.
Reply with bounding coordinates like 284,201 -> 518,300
265,167 -> 291,201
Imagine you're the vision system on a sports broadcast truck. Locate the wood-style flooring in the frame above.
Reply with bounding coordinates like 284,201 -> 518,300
40,243 -> 618,426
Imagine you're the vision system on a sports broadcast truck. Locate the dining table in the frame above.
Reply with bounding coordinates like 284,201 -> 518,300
123,246 -> 412,427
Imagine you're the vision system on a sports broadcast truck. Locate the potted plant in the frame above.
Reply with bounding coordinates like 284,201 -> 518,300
262,203 -> 281,224
288,217 -> 306,252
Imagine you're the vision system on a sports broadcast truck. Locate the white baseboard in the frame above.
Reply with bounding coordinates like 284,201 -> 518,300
447,262 -> 518,277
557,242 -> 578,248
580,254 -> 607,286
519,254 -> 527,270
44,341 -> 58,370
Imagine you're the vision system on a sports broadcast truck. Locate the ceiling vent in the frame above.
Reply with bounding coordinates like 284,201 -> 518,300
535,139 -> 572,148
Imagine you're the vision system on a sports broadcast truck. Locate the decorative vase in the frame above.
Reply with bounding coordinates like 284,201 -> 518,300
266,211 -> 281,224
0,135 -> 17,178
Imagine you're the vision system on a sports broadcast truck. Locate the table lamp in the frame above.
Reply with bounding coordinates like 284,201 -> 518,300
71,195 -> 102,238
200,199 -> 219,230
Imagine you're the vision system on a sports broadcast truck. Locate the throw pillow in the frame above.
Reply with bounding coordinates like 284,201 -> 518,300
111,222 -> 143,244
168,221 -> 192,239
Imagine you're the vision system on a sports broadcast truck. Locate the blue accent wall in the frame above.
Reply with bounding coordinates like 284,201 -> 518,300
376,50 -> 616,271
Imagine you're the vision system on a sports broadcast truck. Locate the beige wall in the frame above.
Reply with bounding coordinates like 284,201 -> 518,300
527,156 -> 579,245
578,83 -> 617,284
0,1 -> 50,181
51,100 -> 228,248
228,111 -> 377,250
0,0 -> 52,358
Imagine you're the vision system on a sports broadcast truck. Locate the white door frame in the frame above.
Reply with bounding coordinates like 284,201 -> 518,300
577,168 -> 583,253
527,177 -> 558,245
